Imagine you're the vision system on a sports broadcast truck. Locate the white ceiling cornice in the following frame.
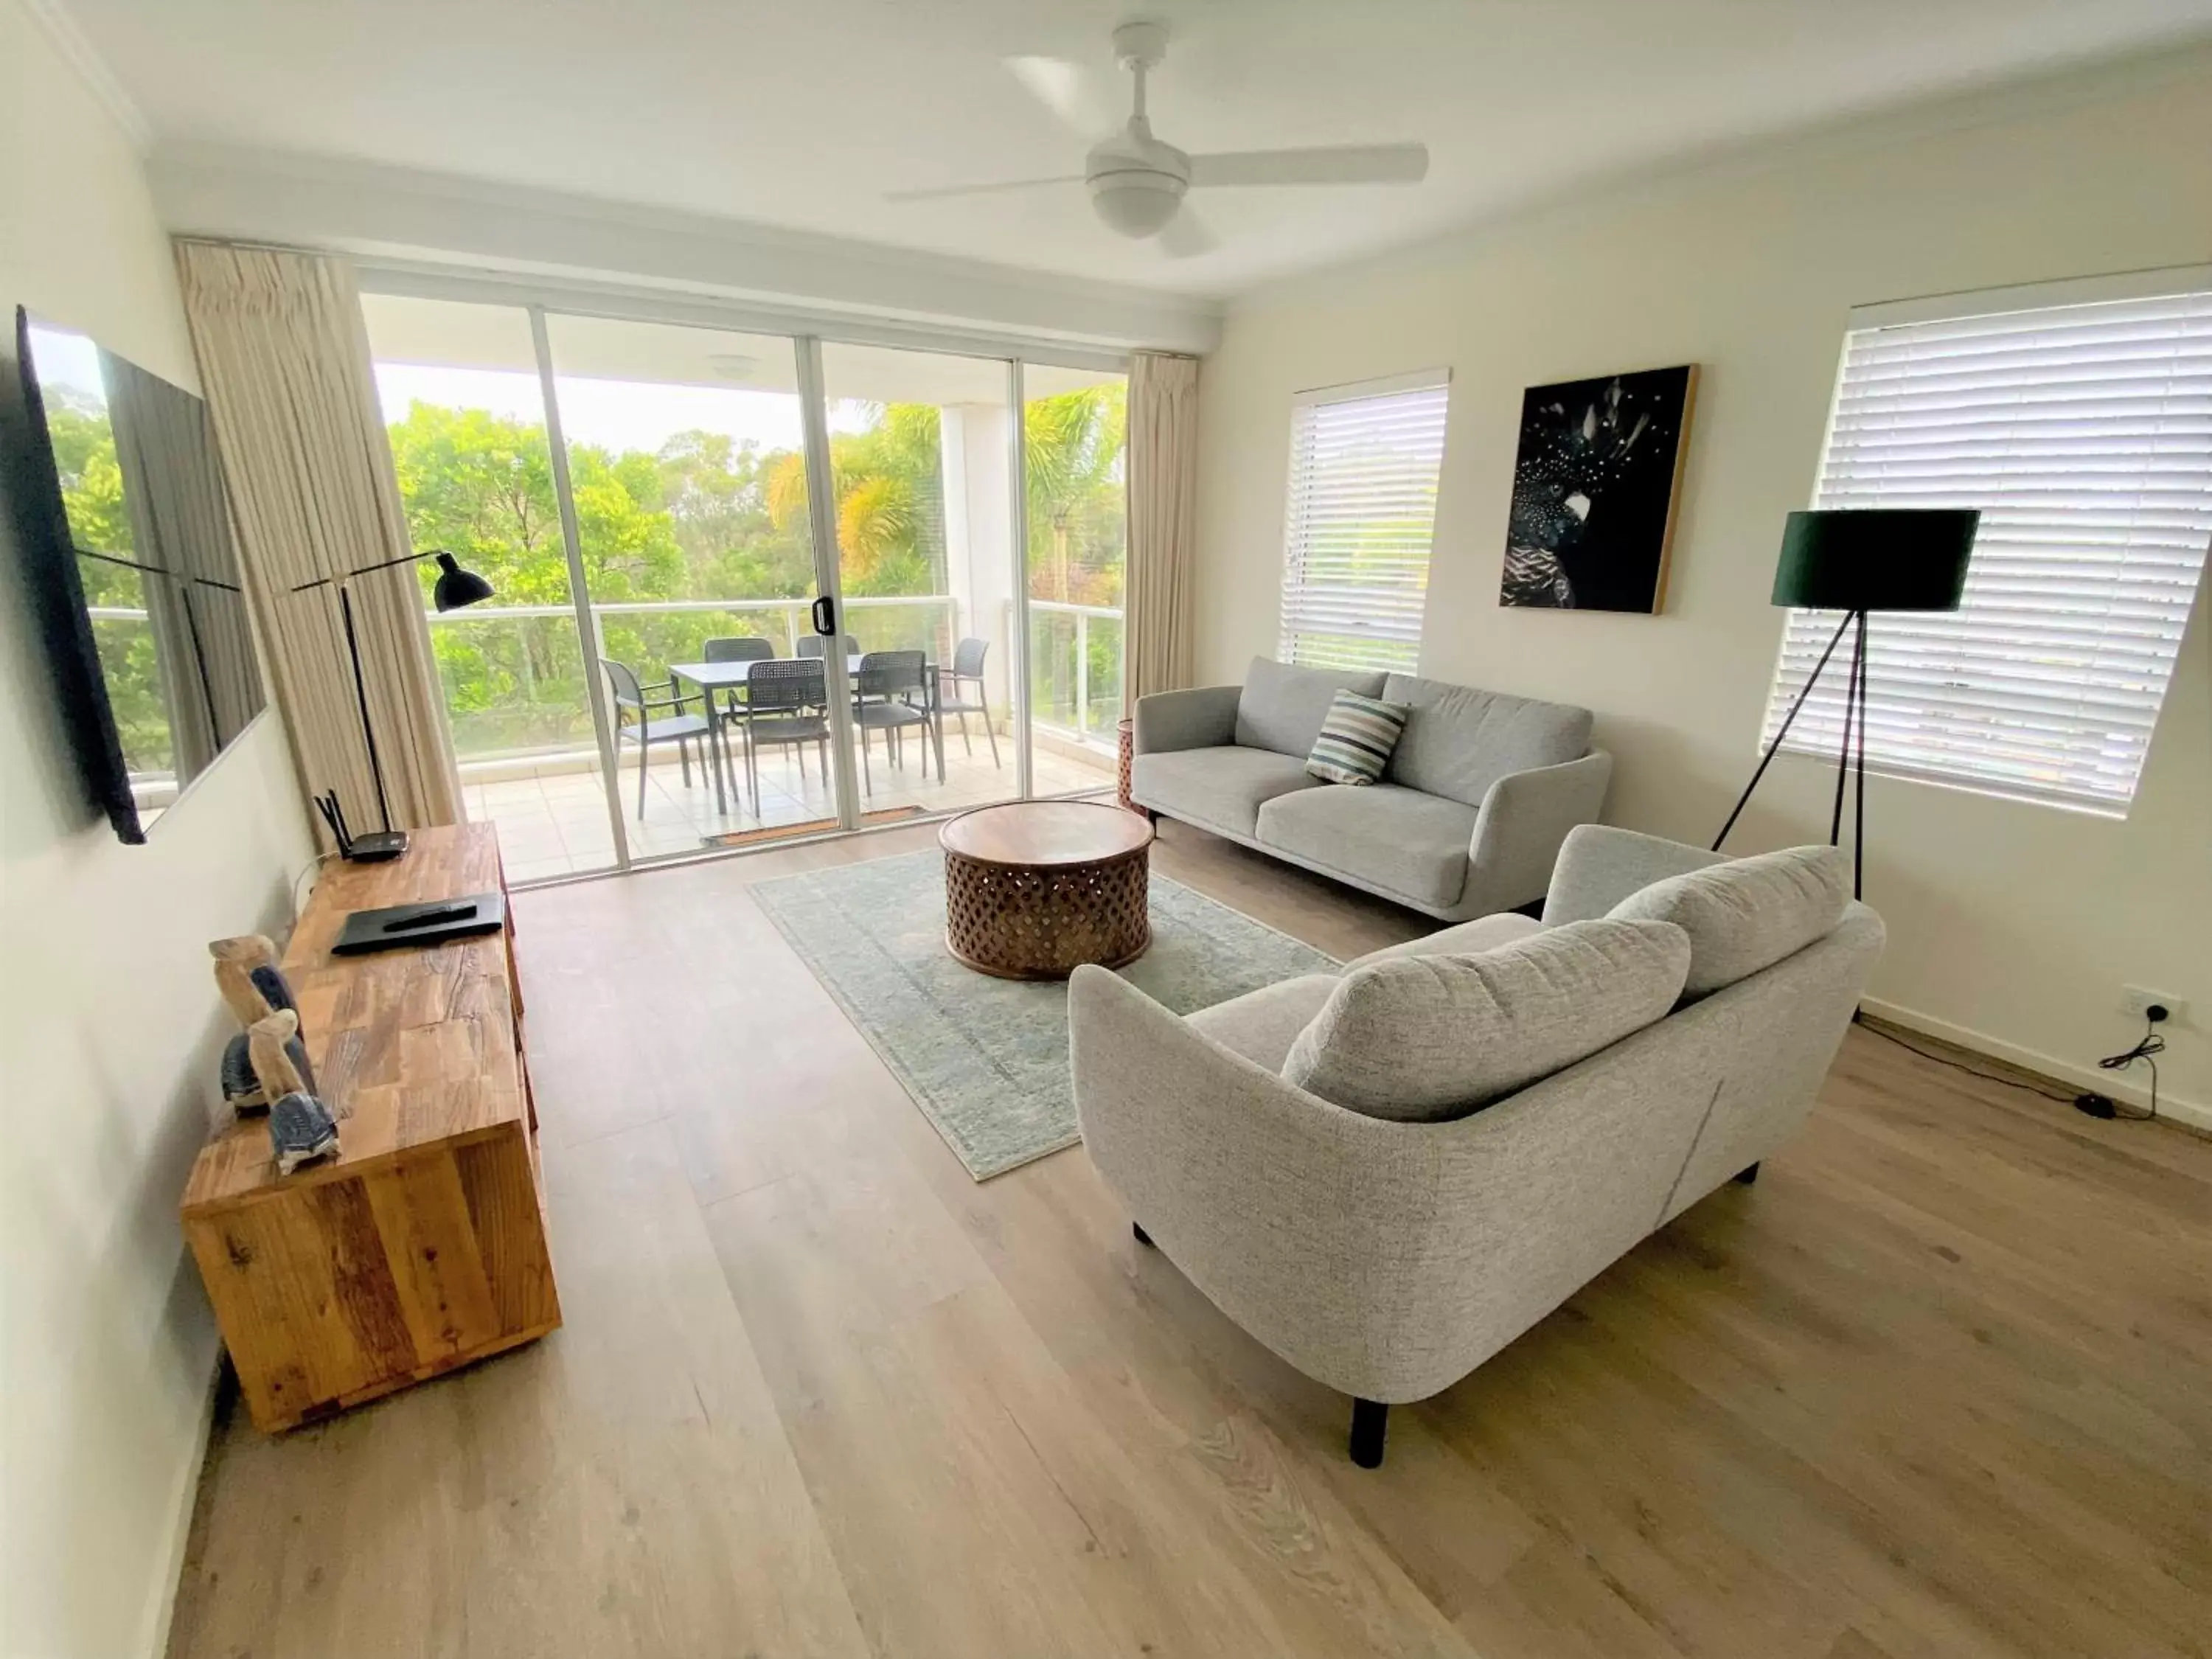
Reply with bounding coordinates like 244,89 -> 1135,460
17,0 -> 149,150
149,147 -> 1222,355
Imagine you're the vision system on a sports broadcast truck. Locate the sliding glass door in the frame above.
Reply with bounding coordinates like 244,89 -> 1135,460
539,313 -> 840,855
817,341 -> 1023,817
1023,364 -> 1127,793
366,285 -> 1127,882
364,295 -> 622,883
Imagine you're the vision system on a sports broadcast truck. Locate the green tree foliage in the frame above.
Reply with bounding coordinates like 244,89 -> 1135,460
44,397 -> 173,771
44,396 -> 135,584
380,383 -> 1127,759
1025,383 -> 1126,606
1023,383 -> 1128,730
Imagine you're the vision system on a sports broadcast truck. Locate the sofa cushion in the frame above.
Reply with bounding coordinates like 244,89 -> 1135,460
1608,844 -> 1849,998
1132,745 -> 1323,838
1344,911 -> 1543,969
1235,658 -> 1388,758
1256,784 -> 1480,910
1306,690 -> 1411,785
1282,918 -> 1692,1121
1380,673 -> 1594,807
1187,974 -> 1340,1072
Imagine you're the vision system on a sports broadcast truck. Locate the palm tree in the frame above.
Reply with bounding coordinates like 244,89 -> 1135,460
759,389 -> 1127,605
762,403 -> 944,593
1023,385 -> 1127,604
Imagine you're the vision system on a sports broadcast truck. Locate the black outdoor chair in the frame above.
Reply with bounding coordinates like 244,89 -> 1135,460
851,650 -> 937,796
743,657 -> 832,798
701,635 -> 776,740
936,636 -> 999,768
601,658 -> 716,819
703,635 -> 776,663
796,634 -> 861,661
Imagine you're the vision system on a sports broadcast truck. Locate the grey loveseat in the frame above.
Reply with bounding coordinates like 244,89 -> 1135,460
1130,658 -> 1611,919
1071,827 -> 1884,1467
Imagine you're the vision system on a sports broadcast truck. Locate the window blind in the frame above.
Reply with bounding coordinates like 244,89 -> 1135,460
1279,372 -> 1450,673
1764,286 -> 2212,814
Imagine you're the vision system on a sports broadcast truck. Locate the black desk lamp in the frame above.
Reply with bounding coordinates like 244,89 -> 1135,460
291,549 -> 493,860
1714,508 -> 1978,898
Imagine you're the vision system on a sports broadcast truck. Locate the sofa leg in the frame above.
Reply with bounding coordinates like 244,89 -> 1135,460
1132,1222 -> 1155,1248
1349,1398 -> 1388,1469
1734,1161 -> 1761,1185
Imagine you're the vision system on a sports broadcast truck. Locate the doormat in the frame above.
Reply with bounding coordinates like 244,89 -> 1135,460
703,805 -> 928,849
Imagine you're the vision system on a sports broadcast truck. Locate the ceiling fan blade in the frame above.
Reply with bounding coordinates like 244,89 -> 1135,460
1156,209 -> 1219,260
1006,55 -> 1121,138
883,175 -> 1085,204
1187,144 -> 1430,187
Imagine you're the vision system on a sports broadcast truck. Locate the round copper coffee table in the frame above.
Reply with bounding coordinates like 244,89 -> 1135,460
940,801 -> 1155,979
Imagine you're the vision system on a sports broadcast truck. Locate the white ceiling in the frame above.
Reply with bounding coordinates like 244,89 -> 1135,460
55,0 -> 2212,299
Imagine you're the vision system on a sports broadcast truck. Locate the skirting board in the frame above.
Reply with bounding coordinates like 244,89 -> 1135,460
139,1359 -> 221,1659
1860,996 -> 2210,1134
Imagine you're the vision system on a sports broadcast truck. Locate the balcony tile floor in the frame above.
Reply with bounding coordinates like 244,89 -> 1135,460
469,730 -> 1116,884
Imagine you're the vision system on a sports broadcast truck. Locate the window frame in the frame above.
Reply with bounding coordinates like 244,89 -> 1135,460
1276,367 -> 1453,675
1761,267 -> 2212,818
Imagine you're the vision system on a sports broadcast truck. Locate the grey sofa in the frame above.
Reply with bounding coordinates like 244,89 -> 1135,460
1071,827 -> 1884,1467
1130,658 -> 1612,920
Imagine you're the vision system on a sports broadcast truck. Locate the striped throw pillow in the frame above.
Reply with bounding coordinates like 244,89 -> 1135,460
1306,691 -> 1411,785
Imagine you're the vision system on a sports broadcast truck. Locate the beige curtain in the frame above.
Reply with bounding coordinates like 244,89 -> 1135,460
1123,351 -> 1199,709
175,241 -> 459,838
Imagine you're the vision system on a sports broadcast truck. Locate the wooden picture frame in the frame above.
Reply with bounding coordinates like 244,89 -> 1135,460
1500,363 -> 1700,614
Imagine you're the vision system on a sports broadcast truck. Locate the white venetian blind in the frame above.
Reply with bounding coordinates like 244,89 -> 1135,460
1279,371 -> 1450,672
1764,285 -> 2212,814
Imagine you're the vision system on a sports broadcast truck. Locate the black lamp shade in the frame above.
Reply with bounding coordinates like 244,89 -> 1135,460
430,550 -> 495,612
1771,509 -> 1978,612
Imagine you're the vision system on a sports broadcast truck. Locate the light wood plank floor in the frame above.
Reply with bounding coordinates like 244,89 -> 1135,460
167,819 -> 2212,1659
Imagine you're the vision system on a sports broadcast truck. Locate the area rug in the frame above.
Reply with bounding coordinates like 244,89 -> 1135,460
750,849 -> 1337,1179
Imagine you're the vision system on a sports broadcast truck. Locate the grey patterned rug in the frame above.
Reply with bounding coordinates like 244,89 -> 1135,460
751,849 -> 1337,1180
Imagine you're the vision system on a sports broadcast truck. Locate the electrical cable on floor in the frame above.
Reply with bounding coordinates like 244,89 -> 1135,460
2084,1017 -> 2164,1123
1860,1010 -> 2168,1127
1856,1018 -> 2076,1104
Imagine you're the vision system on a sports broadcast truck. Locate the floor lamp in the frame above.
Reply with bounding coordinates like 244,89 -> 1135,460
1714,508 -> 1978,898
290,549 -> 493,859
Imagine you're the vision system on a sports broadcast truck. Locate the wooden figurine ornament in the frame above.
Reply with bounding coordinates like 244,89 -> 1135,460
247,1009 -> 340,1175
210,935 -> 313,1113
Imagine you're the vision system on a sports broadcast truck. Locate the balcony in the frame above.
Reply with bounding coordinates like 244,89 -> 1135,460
1027,599 -> 1123,745
431,596 -> 1119,883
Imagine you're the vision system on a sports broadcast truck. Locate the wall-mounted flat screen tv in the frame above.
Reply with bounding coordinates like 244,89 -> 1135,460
2,305 -> 266,841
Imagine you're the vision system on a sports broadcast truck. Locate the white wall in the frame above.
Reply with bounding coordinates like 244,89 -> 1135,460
0,4 -> 316,1655
1196,60 -> 2212,1120
152,148 -> 1224,358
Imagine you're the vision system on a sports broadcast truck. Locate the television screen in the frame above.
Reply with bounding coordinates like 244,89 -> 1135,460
4,305 -> 265,839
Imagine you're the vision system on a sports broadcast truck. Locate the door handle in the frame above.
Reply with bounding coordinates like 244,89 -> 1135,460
810,594 -> 836,636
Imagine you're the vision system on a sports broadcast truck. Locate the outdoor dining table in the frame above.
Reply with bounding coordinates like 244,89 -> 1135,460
666,654 -> 945,815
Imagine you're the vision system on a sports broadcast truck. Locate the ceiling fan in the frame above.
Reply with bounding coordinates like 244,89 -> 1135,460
884,20 -> 1429,255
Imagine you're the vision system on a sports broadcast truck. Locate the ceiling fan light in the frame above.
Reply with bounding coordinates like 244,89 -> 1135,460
1088,171 -> 1186,238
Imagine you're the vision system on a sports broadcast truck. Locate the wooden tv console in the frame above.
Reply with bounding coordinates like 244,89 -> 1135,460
181,823 -> 560,1432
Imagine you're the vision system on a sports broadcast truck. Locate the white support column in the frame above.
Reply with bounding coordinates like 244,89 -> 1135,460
940,403 -> 1016,721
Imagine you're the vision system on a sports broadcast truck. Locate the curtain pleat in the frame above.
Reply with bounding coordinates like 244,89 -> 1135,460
174,241 -> 459,838
1123,351 -> 1199,708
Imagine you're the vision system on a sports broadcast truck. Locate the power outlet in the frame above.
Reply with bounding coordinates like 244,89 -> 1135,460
2122,986 -> 2185,1026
